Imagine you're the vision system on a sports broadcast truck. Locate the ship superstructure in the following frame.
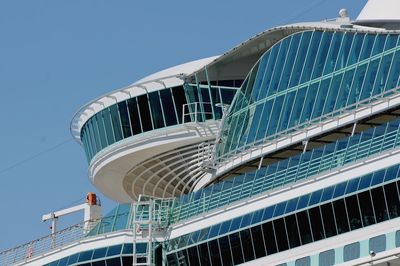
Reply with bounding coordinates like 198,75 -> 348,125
3,0 -> 400,265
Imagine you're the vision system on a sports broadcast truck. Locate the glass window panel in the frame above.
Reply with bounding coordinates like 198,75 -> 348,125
312,32 -> 334,79
258,45 -> 280,100
159,89 -> 178,126
245,103 -> 263,144
279,34 -> 301,90
251,209 -> 264,225
309,189 -> 323,205
369,235 -> 386,253
122,244 -> 132,254
323,32 -> 344,75
77,250 -> 93,262
95,114 -> 108,148
67,253 -> 79,265
277,90 -> 296,132
334,68 -> 355,110
319,249 -> 335,266
262,205 -> 276,220
297,194 -> 311,210
346,178 -> 360,194
256,100 -> 273,140
296,211 -> 313,245
102,109 -> 115,145
262,221 -> 278,255
372,34 -> 387,56
251,225 -> 267,258
240,213 -> 253,228
198,242 -> 211,266
371,186 -> 389,222
396,230 -> 400,247
285,214 -> 301,248
358,173 -> 373,190
347,33 -> 365,66
333,182 -> 347,198
359,58 -> 380,100
321,186 -> 335,202
300,83 -> 318,123
251,54 -> 269,101
269,38 -> 290,95
109,105 -> 123,142
240,229 -> 255,262
359,34 -> 376,60
386,51 -> 400,91
274,202 -> 287,217
358,191 -> 376,226
266,95 -> 284,136
137,94 -> 153,132
208,239 -> 222,266
118,101 -> 132,138
285,198 -> 299,213
218,236 -> 233,266
187,246 -> 200,266
385,165 -> 400,182
105,258 -> 120,265
333,199 -> 350,234
289,31 -> 312,87
335,32 -> 354,70
273,218 -> 289,252
90,118 -> 102,152
149,91 -> 165,129
106,244 -> 122,256
321,203 -> 337,237
301,31 -> 322,83
121,257 -> 132,266
384,182 -> 400,219
218,220 -> 231,235
347,64 -> 367,106
295,256 -> 310,266
343,242 -> 360,262
345,195 -> 362,230
313,77 -> 333,117
288,86 -> 307,128
112,204 -> 130,231
385,34 -> 398,50
220,88 -> 236,105
372,53 -> 393,95
309,207 -> 325,241
171,86 -> 187,123
127,98 -> 142,135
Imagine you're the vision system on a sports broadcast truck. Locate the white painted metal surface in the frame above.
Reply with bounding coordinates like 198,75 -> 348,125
170,146 -> 400,239
357,0 -> 400,23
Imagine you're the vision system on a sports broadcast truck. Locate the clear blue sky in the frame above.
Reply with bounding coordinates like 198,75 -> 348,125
0,0 -> 366,251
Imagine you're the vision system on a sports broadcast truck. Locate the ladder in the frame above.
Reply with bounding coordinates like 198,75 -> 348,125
132,200 -> 154,266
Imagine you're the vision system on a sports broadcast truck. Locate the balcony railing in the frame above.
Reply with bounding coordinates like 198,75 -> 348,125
168,117 -> 400,224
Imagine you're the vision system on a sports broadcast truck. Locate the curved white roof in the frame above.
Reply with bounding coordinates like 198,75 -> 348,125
70,56 -> 218,141
356,0 -> 400,23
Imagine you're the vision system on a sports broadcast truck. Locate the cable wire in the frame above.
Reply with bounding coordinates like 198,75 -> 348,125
0,138 -> 73,176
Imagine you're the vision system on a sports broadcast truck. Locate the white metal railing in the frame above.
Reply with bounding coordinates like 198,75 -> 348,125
182,102 -> 213,124
0,220 -> 98,266
215,85 -> 400,169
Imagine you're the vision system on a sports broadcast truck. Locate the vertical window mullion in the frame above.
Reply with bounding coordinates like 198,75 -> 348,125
157,90 -> 167,127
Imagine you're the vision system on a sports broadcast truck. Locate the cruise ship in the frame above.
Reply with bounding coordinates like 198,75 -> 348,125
2,0 -> 400,265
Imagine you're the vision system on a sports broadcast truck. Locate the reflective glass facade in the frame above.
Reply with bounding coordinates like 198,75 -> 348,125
218,30 -> 400,157
80,85 -> 237,162
166,176 -> 400,265
168,117 -> 400,223
167,164 -> 400,253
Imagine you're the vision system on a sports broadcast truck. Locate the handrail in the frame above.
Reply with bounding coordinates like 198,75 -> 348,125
168,117 -> 400,224
215,85 -> 400,167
